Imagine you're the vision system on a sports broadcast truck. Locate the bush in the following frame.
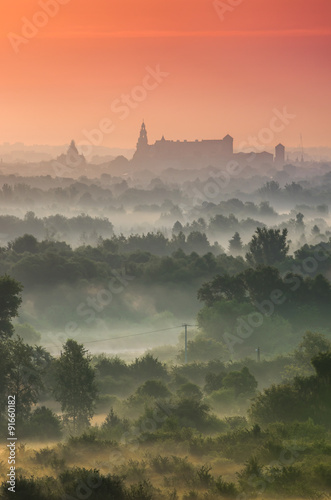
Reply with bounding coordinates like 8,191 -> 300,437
59,467 -> 126,499
214,476 -> 239,498
137,380 -> 170,399
125,480 -> 154,500
115,459 -> 147,482
1,476 -> 59,499
150,455 -> 172,474
131,354 -> 168,381
101,408 -> 130,439
314,464 -> 331,487
24,406 -> 62,440
34,447 -> 65,471
176,383 -> 203,401
196,465 -> 213,487
224,416 -> 248,430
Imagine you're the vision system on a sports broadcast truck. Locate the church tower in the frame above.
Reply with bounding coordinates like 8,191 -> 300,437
136,121 -> 148,151
275,143 -> 285,165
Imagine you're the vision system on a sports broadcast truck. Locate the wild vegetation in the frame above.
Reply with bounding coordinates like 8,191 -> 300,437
1,167 -> 331,498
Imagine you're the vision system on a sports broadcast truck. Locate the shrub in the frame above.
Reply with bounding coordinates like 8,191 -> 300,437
59,468 -> 125,499
125,480 -> 154,500
196,465 -> 213,487
214,476 -> 239,498
25,406 -> 62,440
34,447 -> 65,470
1,476 -> 59,500
114,460 -> 147,482
137,380 -> 170,399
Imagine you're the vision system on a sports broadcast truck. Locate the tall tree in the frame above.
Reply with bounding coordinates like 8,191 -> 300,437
228,232 -> 243,256
0,338 -> 44,420
246,227 -> 289,266
0,275 -> 23,339
8,338 -> 44,419
54,340 -> 98,433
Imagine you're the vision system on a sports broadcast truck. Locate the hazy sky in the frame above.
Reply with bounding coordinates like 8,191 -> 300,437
1,0 -> 330,149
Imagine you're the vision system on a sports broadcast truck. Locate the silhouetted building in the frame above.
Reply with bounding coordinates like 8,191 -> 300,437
133,122 -> 233,166
234,151 -> 274,167
275,143 -> 285,166
132,122 -> 281,169
136,121 -> 149,152
57,140 -> 86,168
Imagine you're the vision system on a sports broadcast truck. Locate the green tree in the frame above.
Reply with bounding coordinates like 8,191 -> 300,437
131,354 -> 168,381
311,351 -> 331,384
176,382 -> 203,401
54,340 -> 98,433
198,273 -> 246,306
4,338 -> 44,419
222,367 -> 257,397
292,332 -> 331,376
248,383 -> 304,425
204,372 -> 225,394
228,232 -> 243,256
173,397 -> 210,430
240,265 -> 283,304
246,227 -> 289,266
0,275 -> 23,339
137,380 -> 170,399
0,340 -> 14,417
186,231 -> 210,254
11,234 -> 38,254
27,406 -> 62,439
259,180 -> 281,198
177,336 -> 227,363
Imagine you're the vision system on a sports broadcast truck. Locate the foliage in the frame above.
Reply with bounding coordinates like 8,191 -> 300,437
24,406 -> 62,440
0,274 -> 23,338
137,380 -> 170,399
54,340 -> 98,433
246,227 -> 289,266
0,337 -> 44,419
131,354 -> 168,382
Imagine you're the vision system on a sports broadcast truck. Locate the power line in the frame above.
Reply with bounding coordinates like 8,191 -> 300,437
43,325 -> 183,348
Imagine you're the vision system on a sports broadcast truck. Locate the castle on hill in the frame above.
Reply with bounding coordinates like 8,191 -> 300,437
132,122 -> 285,168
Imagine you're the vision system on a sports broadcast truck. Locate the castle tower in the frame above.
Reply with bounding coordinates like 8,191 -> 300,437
275,143 -> 285,165
136,121 -> 148,151
222,134 -> 234,155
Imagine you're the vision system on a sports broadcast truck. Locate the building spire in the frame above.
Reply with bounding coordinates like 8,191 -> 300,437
136,121 -> 148,151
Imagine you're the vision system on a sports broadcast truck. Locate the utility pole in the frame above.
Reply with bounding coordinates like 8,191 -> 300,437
182,324 -> 197,364
184,324 -> 188,364
256,347 -> 260,362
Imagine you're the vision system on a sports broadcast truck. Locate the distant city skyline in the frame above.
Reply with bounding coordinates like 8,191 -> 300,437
1,0 -> 330,148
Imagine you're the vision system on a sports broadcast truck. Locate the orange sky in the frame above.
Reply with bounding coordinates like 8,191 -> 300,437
0,0 -> 330,150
